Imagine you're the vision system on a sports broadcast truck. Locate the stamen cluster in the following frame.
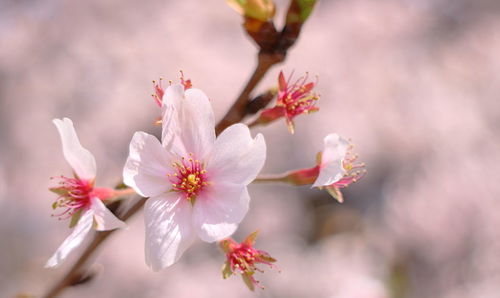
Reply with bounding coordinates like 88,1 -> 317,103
332,144 -> 366,188
277,71 -> 319,120
220,231 -> 277,290
258,71 -> 319,133
50,176 -> 93,219
168,154 -> 209,201
151,78 -> 165,107
151,72 -> 193,125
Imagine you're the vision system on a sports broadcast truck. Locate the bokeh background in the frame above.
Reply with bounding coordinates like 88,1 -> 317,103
2,0 -> 500,297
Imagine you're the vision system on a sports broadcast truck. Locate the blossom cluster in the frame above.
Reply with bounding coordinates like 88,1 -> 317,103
46,71 -> 365,290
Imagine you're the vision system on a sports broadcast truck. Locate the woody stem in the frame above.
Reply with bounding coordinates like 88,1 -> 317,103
215,52 -> 283,135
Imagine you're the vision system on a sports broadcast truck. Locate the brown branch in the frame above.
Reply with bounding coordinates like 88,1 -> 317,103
215,52 -> 284,135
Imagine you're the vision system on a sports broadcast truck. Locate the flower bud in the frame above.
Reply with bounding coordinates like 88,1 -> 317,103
286,0 -> 317,25
226,0 -> 276,21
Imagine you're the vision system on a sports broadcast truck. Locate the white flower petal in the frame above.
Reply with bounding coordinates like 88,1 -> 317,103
207,123 -> 266,185
192,182 -> 249,242
180,88 -> 216,158
45,210 -> 94,268
145,193 -> 195,271
90,197 -> 127,231
53,118 -> 96,180
313,133 -> 349,187
161,85 -> 215,159
123,131 -> 173,197
161,84 -> 187,157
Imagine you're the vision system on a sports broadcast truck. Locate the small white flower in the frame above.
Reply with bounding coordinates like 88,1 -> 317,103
123,84 -> 266,271
46,118 -> 126,268
313,133 -> 366,202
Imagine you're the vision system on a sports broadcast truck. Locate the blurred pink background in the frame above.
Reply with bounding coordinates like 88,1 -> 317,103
1,0 -> 500,297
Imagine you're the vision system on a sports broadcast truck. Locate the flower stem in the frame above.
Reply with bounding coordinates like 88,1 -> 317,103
253,173 -> 290,183
111,188 -> 136,198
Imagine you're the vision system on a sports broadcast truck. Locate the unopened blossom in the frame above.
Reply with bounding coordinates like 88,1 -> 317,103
220,231 -> 276,291
258,71 -> 319,134
226,0 -> 276,21
46,118 -> 126,268
124,84 -> 266,271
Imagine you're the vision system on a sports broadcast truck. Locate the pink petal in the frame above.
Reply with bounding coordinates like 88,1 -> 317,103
123,131 -> 173,197
207,123 -> 266,185
144,193 -> 195,271
45,209 -> 94,268
53,118 -> 96,180
313,133 -> 349,187
192,182 -> 249,242
90,197 -> 126,231
162,85 -> 215,159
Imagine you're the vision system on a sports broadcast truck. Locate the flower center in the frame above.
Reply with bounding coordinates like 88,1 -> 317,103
168,153 -> 209,202
229,245 -> 258,273
279,74 -> 319,117
50,176 -> 93,219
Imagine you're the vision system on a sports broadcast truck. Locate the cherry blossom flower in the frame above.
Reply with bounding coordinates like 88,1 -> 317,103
258,133 -> 365,202
123,84 -> 266,271
312,133 -> 366,202
220,230 -> 277,291
258,71 -> 319,133
45,118 -> 126,268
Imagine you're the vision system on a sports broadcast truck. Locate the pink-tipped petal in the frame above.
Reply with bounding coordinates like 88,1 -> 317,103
53,118 -> 96,180
144,193 -> 195,271
192,182 -> 249,242
208,123 -> 266,185
90,197 -> 126,231
45,209 -> 94,268
313,133 -> 349,187
123,131 -> 173,198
